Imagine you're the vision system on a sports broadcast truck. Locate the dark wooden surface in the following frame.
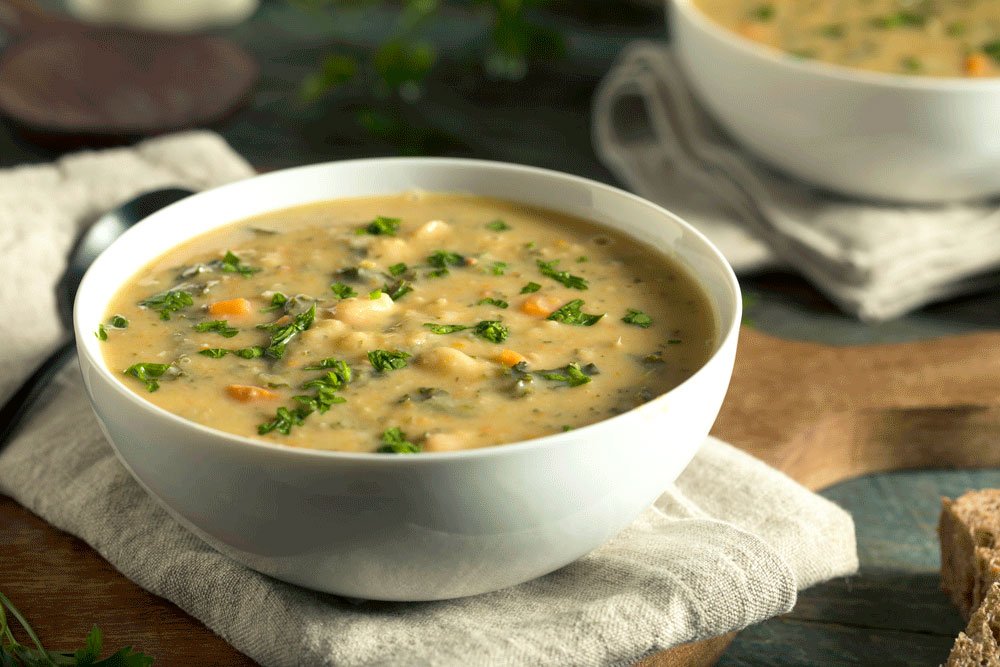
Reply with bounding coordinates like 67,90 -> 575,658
2,0 -> 1000,665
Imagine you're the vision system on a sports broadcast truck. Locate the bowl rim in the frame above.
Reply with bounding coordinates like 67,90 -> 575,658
75,156 -> 741,463
670,0 -> 1000,92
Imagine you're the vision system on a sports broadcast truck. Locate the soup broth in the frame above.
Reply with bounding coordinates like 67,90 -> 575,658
100,193 -> 716,453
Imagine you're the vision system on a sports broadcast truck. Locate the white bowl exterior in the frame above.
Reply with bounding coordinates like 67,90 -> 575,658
671,0 -> 1000,203
75,158 -> 740,600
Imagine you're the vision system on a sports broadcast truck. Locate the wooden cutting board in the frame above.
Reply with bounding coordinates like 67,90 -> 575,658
2,325 -> 1000,665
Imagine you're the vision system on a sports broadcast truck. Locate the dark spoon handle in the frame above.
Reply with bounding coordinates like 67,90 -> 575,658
0,337 -> 76,447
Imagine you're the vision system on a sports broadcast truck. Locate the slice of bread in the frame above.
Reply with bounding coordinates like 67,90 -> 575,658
940,490 -> 1000,619
945,581 -> 1000,666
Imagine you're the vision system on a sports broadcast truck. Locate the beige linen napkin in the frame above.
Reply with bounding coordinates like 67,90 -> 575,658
593,41 -> 1000,321
0,132 -> 858,666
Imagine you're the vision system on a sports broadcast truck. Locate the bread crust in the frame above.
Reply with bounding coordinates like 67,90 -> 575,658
940,491 -> 1000,620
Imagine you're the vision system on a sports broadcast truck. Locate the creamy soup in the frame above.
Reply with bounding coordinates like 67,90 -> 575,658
694,0 -> 1000,77
99,193 -> 716,453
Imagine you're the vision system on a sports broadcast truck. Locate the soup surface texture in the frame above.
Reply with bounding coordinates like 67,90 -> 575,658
100,193 -> 716,453
694,0 -> 1000,77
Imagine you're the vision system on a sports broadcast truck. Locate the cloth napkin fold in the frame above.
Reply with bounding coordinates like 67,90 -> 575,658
0,132 -> 858,666
593,41 -> 1000,321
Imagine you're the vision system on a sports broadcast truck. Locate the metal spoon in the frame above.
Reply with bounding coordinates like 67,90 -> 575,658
0,187 -> 195,446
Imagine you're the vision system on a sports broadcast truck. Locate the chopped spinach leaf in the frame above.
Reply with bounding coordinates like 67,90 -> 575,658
489,261 -> 507,276
263,292 -> 288,312
486,219 -> 510,232
427,250 -> 465,277
330,282 -> 358,299
382,278 -> 413,301
368,349 -> 411,372
123,362 -> 173,392
622,309 -> 653,328
547,299 -> 604,326
138,289 -> 193,320
257,304 -> 316,359
219,250 -> 261,277
540,362 -> 593,388
357,215 -> 401,236
477,297 -> 509,308
258,406 -> 309,435
193,320 -> 239,338
388,262 -> 408,277
304,358 -> 354,376
234,346 -> 265,358
537,259 -> 588,290
378,427 -> 420,454
199,348 -> 229,358
473,320 -> 509,343
520,281 -> 542,294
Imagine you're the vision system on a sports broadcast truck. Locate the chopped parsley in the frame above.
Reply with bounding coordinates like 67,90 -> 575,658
368,349 -> 411,372
388,262 -> 408,277
259,359 -> 352,435
984,40 -> 1000,64
520,281 -> 542,294
377,427 -> 420,454
489,261 -> 508,276
540,362 -> 594,388
234,346 -> 265,358
547,299 -> 604,326
368,289 -> 383,300
123,362 -> 174,392
304,357 -> 354,372
138,289 -> 193,320
477,297 -> 509,309
262,292 -> 288,312
668,338 -> 683,345
901,56 -> 922,73
622,309 -> 653,328
871,11 -> 925,29
423,320 -> 509,343
258,407 -> 306,436
382,278 -> 413,301
486,219 -> 510,232
819,23 -> 844,39
193,320 -> 239,338
219,250 -> 260,277
537,259 -> 588,290
257,304 -> 316,359
199,348 -> 229,359
356,215 -> 401,236
748,3 -> 774,21
427,250 -> 465,277
95,324 -> 108,341
109,314 -> 129,329
330,282 -> 357,299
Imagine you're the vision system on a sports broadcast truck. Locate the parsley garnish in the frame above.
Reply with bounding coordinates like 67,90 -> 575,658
377,427 -> 420,454
520,282 -> 541,294
193,320 -> 239,338
257,304 -> 316,359
423,320 -> 508,343
259,359 -> 352,435
357,215 -> 401,236
901,56 -> 922,73
258,407 -> 307,436
984,40 -> 1000,64
486,219 -> 510,232
330,282 -> 358,299
368,349 -> 411,372
95,324 -> 108,341
263,292 -> 288,312
368,289 -> 383,300
547,300 -> 604,326
219,250 -> 260,277
0,589 -> 153,667
427,250 -> 465,277
749,3 -> 774,20
820,23 -> 844,39
622,309 -> 653,328
138,289 -> 193,320
123,362 -> 174,392
235,346 -> 264,358
537,259 -> 588,290
871,11 -> 925,28
199,348 -> 229,358
304,357 -> 354,372
388,262 -> 408,277
489,261 -> 507,276
540,362 -> 593,387
110,315 -> 129,329
382,278 -> 413,301
477,297 -> 509,308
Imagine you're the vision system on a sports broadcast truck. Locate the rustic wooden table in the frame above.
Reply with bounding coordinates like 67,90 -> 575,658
2,1 -> 1000,664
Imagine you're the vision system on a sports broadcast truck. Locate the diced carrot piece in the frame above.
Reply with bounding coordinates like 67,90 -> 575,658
226,384 -> 278,402
737,21 -> 770,42
520,294 -> 561,317
965,53 -> 991,77
208,297 -> 252,317
497,349 -> 527,367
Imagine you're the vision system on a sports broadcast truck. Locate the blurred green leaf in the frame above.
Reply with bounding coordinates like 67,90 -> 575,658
300,54 -> 358,101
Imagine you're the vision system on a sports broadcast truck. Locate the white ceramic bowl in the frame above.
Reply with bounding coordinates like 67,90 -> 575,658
74,158 -> 741,601
670,0 -> 1000,203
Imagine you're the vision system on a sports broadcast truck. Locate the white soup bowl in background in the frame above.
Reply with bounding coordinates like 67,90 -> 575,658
74,158 -> 741,601
670,0 -> 1000,203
